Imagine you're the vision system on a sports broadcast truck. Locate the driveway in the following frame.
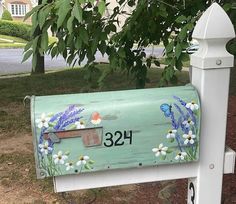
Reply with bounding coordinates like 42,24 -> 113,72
0,47 -> 164,76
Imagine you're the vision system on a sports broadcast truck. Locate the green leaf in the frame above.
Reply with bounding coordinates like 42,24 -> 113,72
73,0 -> 83,23
24,41 -> 33,52
146,58 -> 151,68
154,60 -> 160,67
98,41 -> 107,55
175,15 -> 187,23
80,27 -> 89,44
223,3 -> 232,12
165,41 -> 174,53
175,43 -> 182,59
84,164 -> 91,170
75,36 -> 83,49
41,32 -> 48,50
51,46 -> 58,58
24,4 -> 43,21
32,36 -> 39,53
98,0 -> 106,15
38,5 -> 52,29
178,26 -> 188,42
22,50 -> 33,63
57,0 -> 71,28
118,48 -> 126,58
67,16 -> 74,34
88,160 -> 95,164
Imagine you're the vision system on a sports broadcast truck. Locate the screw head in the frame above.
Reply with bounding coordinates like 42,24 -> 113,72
216,59 -> 222,65
209,164 -> 215,169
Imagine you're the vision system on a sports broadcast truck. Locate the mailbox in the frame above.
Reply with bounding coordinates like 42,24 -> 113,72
31,85 -> 200,178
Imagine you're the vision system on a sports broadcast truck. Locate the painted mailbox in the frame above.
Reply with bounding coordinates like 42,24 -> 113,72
31,85 -> 200,178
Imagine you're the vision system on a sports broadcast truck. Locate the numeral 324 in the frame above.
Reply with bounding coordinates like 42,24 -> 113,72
103,130 -> 133,147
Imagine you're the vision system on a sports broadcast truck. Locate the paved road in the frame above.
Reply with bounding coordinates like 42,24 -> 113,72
0,47 -> 164,76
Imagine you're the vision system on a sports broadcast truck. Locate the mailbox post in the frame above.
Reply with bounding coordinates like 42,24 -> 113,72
188,3 -> 235,204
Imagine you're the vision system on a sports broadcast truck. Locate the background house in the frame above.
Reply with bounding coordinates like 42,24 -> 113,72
0,0 -> 37,23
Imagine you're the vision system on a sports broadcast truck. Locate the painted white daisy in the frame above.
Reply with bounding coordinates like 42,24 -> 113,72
182,119 -> 195,128
175,151 -> 187,160
53,151 -> 68,164
152,143 -> 168,157
76,155 -> 90,166
183,131 -> 196,145
166,129 -> 177,139
186,101 -> 199,111
65,162 -> 74,171
38,141 -> 53,155
35,113 -> 50,129
75,120 -> 86,129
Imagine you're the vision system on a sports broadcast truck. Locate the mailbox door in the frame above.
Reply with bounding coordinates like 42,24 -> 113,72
31,85 -> 200,178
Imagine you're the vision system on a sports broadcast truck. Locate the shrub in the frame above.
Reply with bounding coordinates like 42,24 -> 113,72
1,10 -> 13,21
0,20 -> 31,41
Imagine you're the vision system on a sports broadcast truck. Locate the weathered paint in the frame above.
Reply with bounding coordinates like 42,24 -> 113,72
31,85 -> 200,178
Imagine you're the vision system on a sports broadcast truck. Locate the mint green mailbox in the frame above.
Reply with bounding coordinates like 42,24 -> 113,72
31,85 -> 200,178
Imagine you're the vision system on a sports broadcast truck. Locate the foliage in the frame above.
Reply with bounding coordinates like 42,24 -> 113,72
1,10 -> 13,21
0,20 -> 31,41
23,0 -> 236,88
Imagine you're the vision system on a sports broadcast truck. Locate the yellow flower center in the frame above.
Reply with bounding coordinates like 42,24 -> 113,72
58,155 -> 62,159
168,130 -> 172,134
191,101 -> 195,105
79,156 -> 84,161
187,136 -> 192,140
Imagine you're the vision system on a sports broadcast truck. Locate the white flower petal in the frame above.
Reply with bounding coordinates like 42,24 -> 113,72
191,134 -> 196,139
43,123 -> 49,128
172,130 -> 177,133
183,134 -> 188,139
54,158 -> 59,164
76,160 -> 82,166
59,159 -> 65,165
175,155 -> 179,160
62,155 -> 68,160
190,139 -> 195,144
162,146 -> 168,151
155,152 -> 160,157
184,139 -> 189,145
182,152 -> 187,156
82,160 -> 86,165
66,166 -> 70,171
159,143 -> 163,148
38,123 -> 43,129
84,156 -> 89,160
58,151 -> 63,156
53,154 -> 58,159
161,151 -> 166,156
194,104 -> 199,110
186,103 -> 191,108
152,148 -> 158,152
189,131 -> 193,135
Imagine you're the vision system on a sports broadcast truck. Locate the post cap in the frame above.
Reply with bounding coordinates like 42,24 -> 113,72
193,3 -> 235,40
191,3 -> 235,69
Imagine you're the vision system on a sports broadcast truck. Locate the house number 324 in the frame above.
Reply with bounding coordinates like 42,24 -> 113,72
103,130 -> 133,147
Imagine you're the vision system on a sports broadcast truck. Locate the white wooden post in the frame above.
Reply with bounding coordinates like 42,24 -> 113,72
188,3 -> 235,204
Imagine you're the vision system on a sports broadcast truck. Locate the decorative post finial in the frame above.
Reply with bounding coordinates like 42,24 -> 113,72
191,3 -> 235,69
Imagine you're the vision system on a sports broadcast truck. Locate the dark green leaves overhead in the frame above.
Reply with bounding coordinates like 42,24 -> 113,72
23,0 -> 234,88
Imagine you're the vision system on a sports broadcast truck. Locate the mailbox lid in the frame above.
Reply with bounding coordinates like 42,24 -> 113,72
31,85 -> 200,178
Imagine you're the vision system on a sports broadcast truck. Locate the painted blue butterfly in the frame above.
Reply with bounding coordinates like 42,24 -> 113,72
160,103 -> 172,117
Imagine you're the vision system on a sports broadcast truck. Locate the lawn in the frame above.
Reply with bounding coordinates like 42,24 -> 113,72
0,66 -> 190,203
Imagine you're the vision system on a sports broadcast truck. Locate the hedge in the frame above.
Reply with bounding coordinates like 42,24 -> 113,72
1,10 -> 13,21
0,20 -> 32,41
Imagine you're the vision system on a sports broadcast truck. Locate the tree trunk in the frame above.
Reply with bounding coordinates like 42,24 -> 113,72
31,0 -> 45,75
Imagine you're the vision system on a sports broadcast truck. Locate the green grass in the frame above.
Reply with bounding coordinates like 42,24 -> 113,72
0,43 -> 26,48
0,34 -> 28,43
